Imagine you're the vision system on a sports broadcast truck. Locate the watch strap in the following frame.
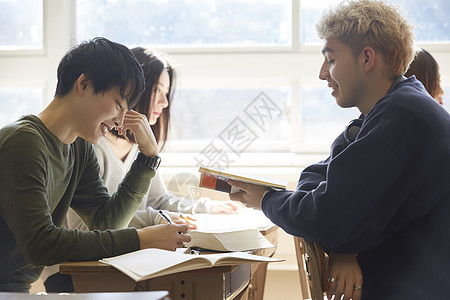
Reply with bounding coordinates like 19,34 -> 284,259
136,152 -> 161,170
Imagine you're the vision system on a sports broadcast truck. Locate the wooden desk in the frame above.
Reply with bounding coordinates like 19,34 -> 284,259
247,225 -> 277,300
0,291 -> 169,300
61,225 -> 277,300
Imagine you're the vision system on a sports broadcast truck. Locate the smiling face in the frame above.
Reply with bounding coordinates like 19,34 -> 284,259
78,85 -> 128,144
148,69 -> 170,126
319,38 -> 367,111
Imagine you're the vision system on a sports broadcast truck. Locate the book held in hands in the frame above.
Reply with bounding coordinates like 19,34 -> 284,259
198,167 -> 288,193
100,248 -> 284,282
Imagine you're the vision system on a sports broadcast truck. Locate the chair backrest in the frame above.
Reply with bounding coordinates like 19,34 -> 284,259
294,236 -> 328,300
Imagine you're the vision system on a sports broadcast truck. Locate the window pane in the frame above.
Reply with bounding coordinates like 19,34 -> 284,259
0,88 -> 43,127
301,0 -> 450,44
0,0 -> 43,50
169,88 -> 291,153
76,0 -> 291,48
301,87 -> 359,145
391,0 -> 450,42
300,0 -> 340,45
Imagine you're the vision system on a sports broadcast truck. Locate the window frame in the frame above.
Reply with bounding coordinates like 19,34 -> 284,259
0,0 -> 449,165
0,0 -> 46,56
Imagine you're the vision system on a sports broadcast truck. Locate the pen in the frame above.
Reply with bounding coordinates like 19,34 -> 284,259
159,210 -> 173,224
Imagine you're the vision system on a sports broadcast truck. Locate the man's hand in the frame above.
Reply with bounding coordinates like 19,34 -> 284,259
228,179 -> 269,209
137,224 -> 191,251
118,110 -> 159,157
327,253 -> 363,300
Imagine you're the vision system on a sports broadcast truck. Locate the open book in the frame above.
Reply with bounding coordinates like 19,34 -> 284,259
100,248 -> 283,282
184,228 -> 274,252
198,167 -> 288,193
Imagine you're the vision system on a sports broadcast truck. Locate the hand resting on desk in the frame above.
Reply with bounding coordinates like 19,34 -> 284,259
137,224 -> 191,251
209,200 -> 241,214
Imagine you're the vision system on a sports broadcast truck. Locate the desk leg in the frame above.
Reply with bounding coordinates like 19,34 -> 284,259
233,283 -> 250,300
144,265 -> 251,300
70,265 -> 251,300
248,263 -> 268,300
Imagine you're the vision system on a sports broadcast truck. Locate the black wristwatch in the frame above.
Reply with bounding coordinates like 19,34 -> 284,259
136,152 -> 161,170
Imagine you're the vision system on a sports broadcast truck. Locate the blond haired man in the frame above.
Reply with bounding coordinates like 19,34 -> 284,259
229,1 -> 450,299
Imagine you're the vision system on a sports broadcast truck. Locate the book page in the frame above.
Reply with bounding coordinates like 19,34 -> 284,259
184,231 -> 228,252
201,251 -> 284,266
186,228 -> 274,252
213,228 -> 274,251
183,210 -> 274,251
100,249 -> 209,281
194,209 -> 273,231
184,210 -> 275,251
100,248 -> 284,282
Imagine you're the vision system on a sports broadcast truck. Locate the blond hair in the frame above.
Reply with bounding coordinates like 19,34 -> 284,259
316,0 -> 414,78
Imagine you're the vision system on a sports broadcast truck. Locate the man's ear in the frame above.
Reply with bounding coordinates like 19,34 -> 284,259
361,47 -> 375,71
75,73 -> 89,96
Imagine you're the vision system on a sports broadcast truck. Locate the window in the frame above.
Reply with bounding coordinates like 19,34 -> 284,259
300,87 -> 359,145
72,0 -> 450,157
1,1 -> 450,165
0,0 -> 43,50
0,88 -> 43,127
300,0 -> 340,44
76,0 -> 291,49
170,88 -> 291,152
392,0 -> 450,42
301,0 -> 450,44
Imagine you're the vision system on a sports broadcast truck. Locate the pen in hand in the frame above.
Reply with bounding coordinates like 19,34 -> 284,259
160,210 -> 186,238
159,210 -> 173,224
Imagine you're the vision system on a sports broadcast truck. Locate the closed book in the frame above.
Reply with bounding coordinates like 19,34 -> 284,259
184,228 -> 275,252
198,167 -> 288,193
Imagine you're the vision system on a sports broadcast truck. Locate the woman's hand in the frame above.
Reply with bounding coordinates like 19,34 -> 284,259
119,110 -> 159,157
210,200 -> 241,214
327,252 -> 363,300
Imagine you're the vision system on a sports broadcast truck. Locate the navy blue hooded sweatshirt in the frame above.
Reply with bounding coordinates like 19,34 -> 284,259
262,76 -> 450,299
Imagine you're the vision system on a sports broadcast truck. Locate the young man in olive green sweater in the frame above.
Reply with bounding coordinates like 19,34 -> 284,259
0,37 -> 190,293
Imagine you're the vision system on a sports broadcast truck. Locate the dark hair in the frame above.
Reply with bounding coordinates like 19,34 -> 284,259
405,48 -> 439,98
54,37 -> 145,109
111,47 -> 176,150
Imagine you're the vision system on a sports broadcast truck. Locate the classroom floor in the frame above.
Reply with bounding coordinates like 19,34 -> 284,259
264,258 -> 303,299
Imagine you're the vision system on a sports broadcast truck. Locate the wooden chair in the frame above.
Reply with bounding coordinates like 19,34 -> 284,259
294,236 -> 328,300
